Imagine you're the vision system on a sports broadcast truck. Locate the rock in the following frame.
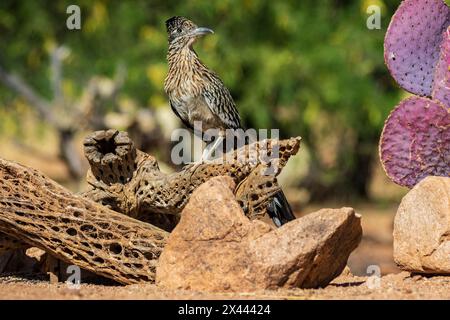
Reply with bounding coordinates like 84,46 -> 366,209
393,176 -> 450,274
156,176 -> 362,292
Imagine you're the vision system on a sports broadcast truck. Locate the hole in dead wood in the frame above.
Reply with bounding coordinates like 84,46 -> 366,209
51,238 -> 62,244
143,252 -> 155,260
62,247 -> 73,256
94,257 -> 105,264
80,224 -> 96,232
104,232 -> 114,240
97,138 -> 117,155
97,222 -> 110,229
76,254 -> 89,263
66,228 -> 78,236
109,243 -> 122,254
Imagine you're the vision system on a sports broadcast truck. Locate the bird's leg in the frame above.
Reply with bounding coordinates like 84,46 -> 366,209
182,135 -> 223,173
202,135 -> 224,161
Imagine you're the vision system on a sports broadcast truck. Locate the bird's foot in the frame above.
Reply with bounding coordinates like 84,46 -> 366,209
202,135 -> 224,161
182,160 -> 207,171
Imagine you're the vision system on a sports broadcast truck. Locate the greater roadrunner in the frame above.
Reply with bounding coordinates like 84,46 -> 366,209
164,16 -> 296,227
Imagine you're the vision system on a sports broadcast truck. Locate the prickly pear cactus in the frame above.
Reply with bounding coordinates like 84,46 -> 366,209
384,0 -> 450,96
379,97 -> 450,188
432,26 -> 450,106
381,0 -> 450,188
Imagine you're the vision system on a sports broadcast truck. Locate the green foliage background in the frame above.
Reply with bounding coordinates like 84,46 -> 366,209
0,0 -> 404,199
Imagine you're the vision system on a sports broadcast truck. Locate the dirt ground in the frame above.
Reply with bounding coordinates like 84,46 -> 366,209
1,203 -> 449,300
0,269 -> 449,300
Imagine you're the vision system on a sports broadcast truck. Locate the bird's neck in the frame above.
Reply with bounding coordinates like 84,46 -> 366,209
165,45 -> 208,93
167,45 -> 203,71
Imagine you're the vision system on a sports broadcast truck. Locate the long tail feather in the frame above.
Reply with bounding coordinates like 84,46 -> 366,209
267,190 -> 296,227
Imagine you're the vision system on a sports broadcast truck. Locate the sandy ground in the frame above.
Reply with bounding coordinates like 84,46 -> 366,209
0,272 -> 449,300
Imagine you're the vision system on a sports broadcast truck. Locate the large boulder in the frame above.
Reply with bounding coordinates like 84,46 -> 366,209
394,176 -> 450,274
156,176 -> 362,292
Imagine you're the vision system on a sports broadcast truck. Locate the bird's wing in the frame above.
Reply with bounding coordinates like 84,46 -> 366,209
200,78 -> 242,130
169,100 -> 194,130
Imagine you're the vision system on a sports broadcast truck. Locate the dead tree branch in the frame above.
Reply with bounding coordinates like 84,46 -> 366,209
0,48 -> 126,180
0,159 -> 168,284
0,65 -> 57,127
82,130 -> 301,229
0,130 -> 300,283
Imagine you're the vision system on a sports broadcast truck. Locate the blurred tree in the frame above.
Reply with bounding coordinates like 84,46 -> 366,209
0,0 -> 402,199
0,46 -> 126,179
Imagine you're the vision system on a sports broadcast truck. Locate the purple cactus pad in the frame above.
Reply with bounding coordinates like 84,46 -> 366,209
432,26 -> 450,107
385,0 -> 450,96
379,96 -> 450,188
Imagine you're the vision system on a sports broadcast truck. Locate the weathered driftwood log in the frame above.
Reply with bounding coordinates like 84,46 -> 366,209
0,130 -> 300,284
0,159 -> 168,284
82,129 -> 301,229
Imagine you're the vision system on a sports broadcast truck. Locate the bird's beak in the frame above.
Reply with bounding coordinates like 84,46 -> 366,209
190,27 -> 214,37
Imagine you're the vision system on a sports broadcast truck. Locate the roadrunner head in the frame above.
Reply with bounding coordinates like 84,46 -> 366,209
165,16 -> 213,49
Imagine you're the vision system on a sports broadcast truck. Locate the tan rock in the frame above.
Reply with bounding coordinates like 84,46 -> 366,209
393,176 -> 450,274
156,176 -> 362,291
